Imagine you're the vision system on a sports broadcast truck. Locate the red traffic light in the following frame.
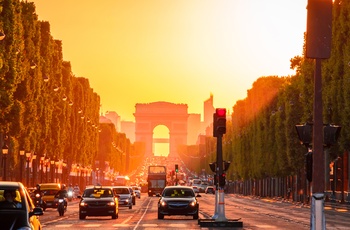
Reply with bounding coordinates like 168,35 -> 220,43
216,108 -> 226,117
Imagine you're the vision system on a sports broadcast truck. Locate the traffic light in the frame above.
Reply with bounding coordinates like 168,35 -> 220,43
305,150 -> 313,182
295,123 -> 312,148
209,162 -> 216,173
219,172 -> 226,187
324,124 -> 341,147
213,108 -> 226,137
175,164 -> 178,173
223,161 -> 231,171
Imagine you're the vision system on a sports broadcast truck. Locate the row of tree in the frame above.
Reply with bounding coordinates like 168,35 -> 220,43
221,0 -> 350,184
179,1 -> 349,188
0,0 -> 138,181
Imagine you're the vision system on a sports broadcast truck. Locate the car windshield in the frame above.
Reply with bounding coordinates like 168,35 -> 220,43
113,187 -> 130,194
163,188 -> 194,197
0,188 -> 24,210
83,188 -> 113,198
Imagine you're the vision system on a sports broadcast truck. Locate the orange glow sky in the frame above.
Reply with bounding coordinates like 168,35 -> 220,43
31,0 -> 307,122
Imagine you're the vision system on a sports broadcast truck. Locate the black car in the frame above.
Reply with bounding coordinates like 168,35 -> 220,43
0,181 -> 44,230
157,186 -> 201,220
78,186 -> 118,220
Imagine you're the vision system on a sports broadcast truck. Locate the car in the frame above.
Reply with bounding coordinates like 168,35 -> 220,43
78,185 -> 118,220
0,181 -> 43,230
112,186 -> 133,209
192,186 -> 199,193
128,187 -> 136,205
132,186 -> 141,199
39,183 -> 61,210
205,186 -> 215,194
157,186 -> 201,220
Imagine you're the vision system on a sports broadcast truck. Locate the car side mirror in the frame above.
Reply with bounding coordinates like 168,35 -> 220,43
30,207 -> 44,217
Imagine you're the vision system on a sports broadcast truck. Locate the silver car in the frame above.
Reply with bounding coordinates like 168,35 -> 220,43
112,186 -> 132,209
132,186 -> 141,199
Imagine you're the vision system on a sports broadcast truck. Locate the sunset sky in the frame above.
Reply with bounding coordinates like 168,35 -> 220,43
31,0 -> 307,122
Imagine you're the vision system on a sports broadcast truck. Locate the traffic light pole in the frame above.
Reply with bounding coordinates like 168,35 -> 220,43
215,134 -> 227,222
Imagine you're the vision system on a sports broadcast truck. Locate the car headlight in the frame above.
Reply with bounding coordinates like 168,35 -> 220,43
190,201 -> 197,207
68,191 -> 73,196
80,201 -> 88,207
107,201 -> 116,206
160,201 -> 167,207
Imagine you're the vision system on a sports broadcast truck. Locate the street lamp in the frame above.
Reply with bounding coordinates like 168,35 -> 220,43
50,159 -> 55,182
40,156 -> 45,183
19,148 -> 25,183
32,153 -> 37,186
45,158 -> 49,182
2,143 -> 9,181
96,168 -> 99,184
55,160 -> 59,183
62,161 -> 67,184
26,152 -> 31,186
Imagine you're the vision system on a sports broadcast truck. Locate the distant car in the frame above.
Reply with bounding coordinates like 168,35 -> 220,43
205,186 -> 215,194
112,186 -> 132,209
157,186 -> 201,220
192,186 -> 199,193
0,181 -> 43,230
78,185 -> 118,220
132,186 -> 141,199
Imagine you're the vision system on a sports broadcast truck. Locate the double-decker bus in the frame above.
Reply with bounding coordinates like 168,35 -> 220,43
147,165 -> 167,196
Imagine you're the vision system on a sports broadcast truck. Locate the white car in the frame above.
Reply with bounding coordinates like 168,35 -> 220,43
132,186 -> 141,199
192,186 -> 199,193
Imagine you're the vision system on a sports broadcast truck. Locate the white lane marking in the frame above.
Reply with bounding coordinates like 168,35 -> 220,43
122,215 -> 132,224
133,197 -> 153,230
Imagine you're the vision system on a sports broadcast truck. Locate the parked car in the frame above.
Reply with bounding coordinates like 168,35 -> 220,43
157,186 -> 201,220
132,186 -> 141,199
205,186 -> 215,194
78,185 -> 118,220
112,186 -> 132,209
0,181 -> 43,230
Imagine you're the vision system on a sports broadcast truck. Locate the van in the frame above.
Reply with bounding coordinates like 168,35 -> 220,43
39,183 -> 61,210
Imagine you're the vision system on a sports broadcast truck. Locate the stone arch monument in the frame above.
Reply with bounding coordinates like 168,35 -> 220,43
134,102 -> 188,158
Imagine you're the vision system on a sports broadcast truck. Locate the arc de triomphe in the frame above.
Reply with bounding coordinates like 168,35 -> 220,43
134,102 -> 188,158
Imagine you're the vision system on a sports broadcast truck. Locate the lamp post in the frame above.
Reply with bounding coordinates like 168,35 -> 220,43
19,149 -> 25,183
2,143 -> 9,181
32,153 -> 37,186
45,158 -> 49,182
40,156 -> 45,183
26,152 -> 31,186
62,161 -> 67,184
96,167 -> 99,184
55,160 -> 59,183
50,160 -> 55,182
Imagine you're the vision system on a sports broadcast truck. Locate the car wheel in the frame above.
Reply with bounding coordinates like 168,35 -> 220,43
158,211 -> 164,219
79,214 -> 86,220
112,213 -> 117,219
129,205 -> 132,209
193,212 -> 199,219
